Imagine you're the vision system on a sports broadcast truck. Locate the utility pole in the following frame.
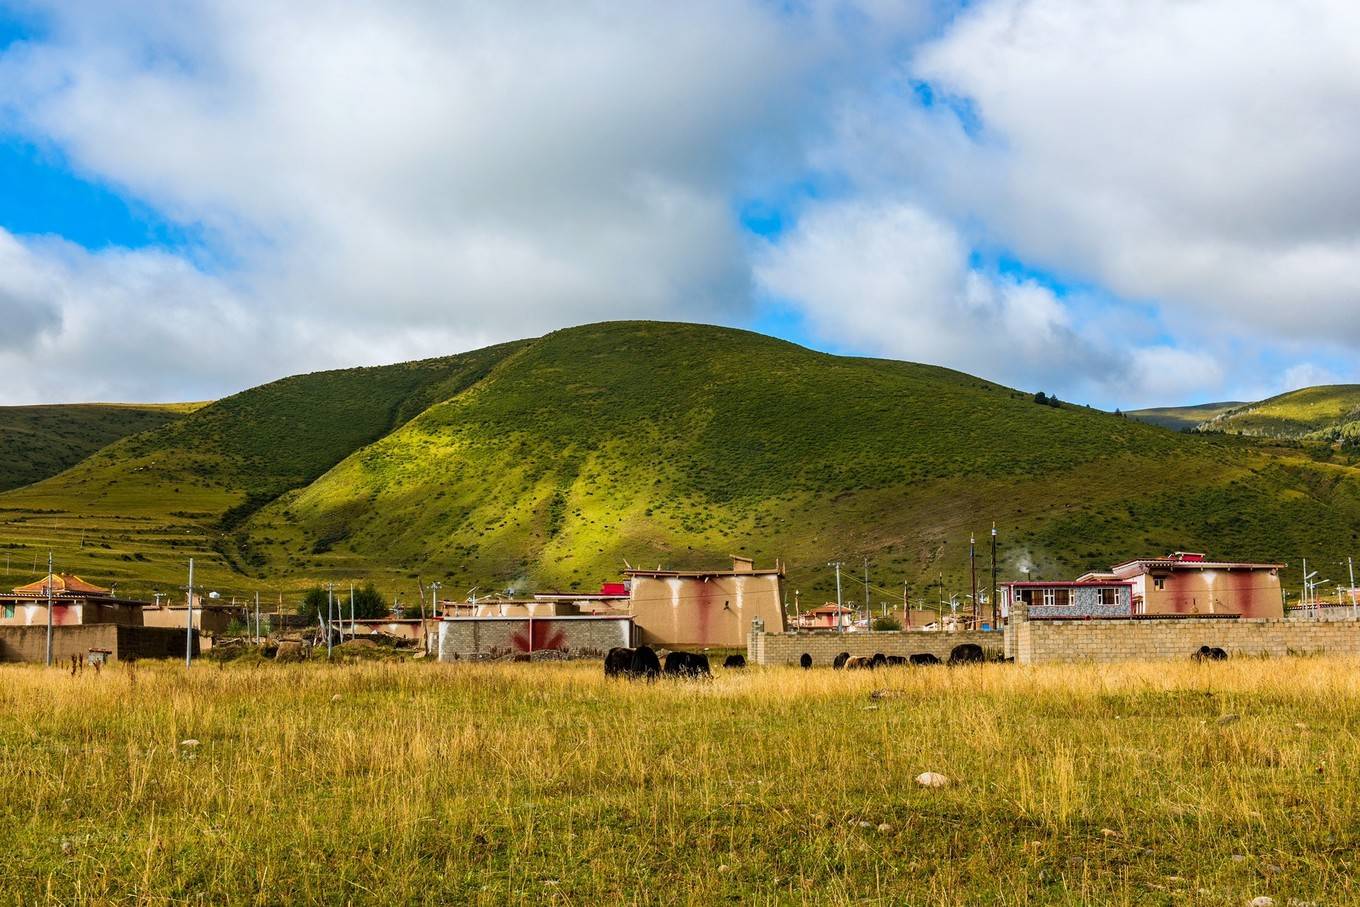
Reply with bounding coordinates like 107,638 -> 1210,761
254,590 -> 261,643
829,562 -> 844,634
184,558 -> 194,669
863,557 -> 871,632
990,523 -> 999,628
903,582 -> 910,629
44,551 -> 53,667
970,533 -> 979,629
326,583 -> 334,657
1348,556 -> 1356,619
349,581 -> 355,639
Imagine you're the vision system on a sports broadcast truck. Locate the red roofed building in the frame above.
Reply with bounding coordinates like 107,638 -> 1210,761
2,573 -> 147,627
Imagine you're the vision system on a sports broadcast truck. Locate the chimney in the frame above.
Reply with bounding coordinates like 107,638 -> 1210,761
731,555 -> 754,574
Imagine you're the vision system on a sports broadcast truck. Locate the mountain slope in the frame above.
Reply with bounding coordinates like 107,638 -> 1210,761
1128,401 -> 1242,431
0,403 -> 200,493
1197,385 -> 1360,441
0,342 -> 527,594
4,321 -> 1360,604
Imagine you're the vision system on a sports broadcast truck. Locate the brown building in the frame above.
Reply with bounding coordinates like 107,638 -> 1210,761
1,574 -> 146,627
0,573 -> 194,663
142,600 -> 240,637
1076,551 -> 1284,618
625,556 -> 786,648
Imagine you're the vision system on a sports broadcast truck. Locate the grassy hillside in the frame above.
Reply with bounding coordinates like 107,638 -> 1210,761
0,343 -> 526,598
1198,385 -> 1360,442
4,321 -> 1360,606
0,402 -> 200,493
1127,401 -> 1241,431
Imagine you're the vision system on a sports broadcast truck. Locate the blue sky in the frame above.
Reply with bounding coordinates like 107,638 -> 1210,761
0,1 -> 1356,406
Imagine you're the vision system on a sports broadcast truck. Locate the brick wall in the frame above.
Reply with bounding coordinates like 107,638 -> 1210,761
437,616 -> 632,661
747,629 -> 1004,666
0,624 -> 198,663
1014,616 -> 1360,663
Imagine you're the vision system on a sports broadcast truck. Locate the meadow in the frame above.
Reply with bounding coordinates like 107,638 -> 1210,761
2,657 -> 1357,905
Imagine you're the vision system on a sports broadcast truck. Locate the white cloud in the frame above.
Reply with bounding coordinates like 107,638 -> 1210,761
0,1 -> 935,402
1,1 -> 1357,408
906,0 -> 1360,343
753,199 -> 1146,396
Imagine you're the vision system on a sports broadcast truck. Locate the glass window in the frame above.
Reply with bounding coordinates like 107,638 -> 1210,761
3,604 -> 13,619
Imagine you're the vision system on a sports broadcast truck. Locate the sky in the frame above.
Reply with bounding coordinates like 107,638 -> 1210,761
0,1 -> 1357,409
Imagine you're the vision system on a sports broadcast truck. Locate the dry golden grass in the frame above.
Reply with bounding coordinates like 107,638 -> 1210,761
2,658 -> 1358,905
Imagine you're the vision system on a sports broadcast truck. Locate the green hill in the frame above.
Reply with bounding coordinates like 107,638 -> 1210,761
1128,401 -> 1242,431
0,402 -> 201,493
1197,385 -> 1360,442
2,322 -> 1358,605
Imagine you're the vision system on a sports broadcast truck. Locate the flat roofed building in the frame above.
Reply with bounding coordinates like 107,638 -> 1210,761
1002,580 -> 1134,619
625,556 -> 786,647
1108,552 -> 1284,618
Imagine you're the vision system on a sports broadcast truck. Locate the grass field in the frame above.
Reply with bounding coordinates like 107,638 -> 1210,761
2,658 -> 1357,905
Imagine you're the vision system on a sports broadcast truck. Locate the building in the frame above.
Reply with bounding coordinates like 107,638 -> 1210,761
625,556 -> 786,647
1,574 -> 146,627
0,573 -> 193,663
796,604 -> 857,630
1002,580 -> 1134,619
1094,552 -> 1284,618
1005,552 -> 1285,620
142,599 -> 241,637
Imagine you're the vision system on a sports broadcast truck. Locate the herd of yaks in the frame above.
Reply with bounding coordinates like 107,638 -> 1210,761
602,642 -> 988,679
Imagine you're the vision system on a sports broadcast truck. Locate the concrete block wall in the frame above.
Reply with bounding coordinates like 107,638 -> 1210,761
1015,616 -> 1360,664
438,617 -> 632,661
748,629 -> 1004,666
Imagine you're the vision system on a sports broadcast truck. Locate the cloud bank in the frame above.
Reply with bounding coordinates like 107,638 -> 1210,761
0,1 -> 1356,407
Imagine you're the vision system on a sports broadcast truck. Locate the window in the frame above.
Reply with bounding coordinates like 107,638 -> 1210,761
1042,588 -> 1055,607
1153,577 -> 1165,591
2,604 -> 11,619
1098,588 -> 1119,607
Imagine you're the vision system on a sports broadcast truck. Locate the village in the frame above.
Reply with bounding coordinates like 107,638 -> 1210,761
6,547 -> 1360,671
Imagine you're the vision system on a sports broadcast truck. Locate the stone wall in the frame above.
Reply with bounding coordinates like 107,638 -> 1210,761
747,629 -> 1004,666
437,616 -> 632,661
0,624 -> 197,663
1027,585 -> 1132,619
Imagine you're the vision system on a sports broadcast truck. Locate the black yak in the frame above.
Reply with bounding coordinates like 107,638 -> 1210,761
948,643 -> 985,665
885,655 -> 907,666
1194,645 -> 1229,661
663,650 -> 711,678
604,647 -> 635,678
631,645 -> 662,679
909,653 -> 941,666
870,653 -> 888,669
723,654 -> 746,669
800,653 -> 813,669
832,651 -> 851,670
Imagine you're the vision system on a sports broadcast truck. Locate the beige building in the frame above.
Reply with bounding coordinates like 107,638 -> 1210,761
625,556 -> 786,648
1078,552 -> 1284,619
1,574 -> 145,627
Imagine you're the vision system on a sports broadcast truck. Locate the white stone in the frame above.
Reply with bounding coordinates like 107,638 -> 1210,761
915,772 -> 950,788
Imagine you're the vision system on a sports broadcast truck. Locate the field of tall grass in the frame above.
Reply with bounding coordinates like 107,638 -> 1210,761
2,658 -> 1357,905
